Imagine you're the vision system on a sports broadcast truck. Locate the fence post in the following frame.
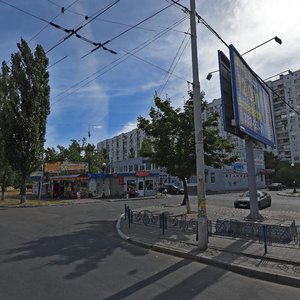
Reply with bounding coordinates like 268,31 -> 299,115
162,213 -> 165,235
263,225 -> 268,254
128,208 -> 131,228
130,210 -> 133,224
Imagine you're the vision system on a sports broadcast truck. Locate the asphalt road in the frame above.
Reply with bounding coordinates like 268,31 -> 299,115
1,200 -> 300,300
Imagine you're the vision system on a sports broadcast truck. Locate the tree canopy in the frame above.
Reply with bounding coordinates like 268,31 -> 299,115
44,138 -> 108,173
0,39 -> 50,202
138,94 -> 238,211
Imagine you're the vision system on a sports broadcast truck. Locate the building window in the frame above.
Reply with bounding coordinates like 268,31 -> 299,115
210,173 -> 215,184
138,181 -> 143,190
145,180 -> 153,190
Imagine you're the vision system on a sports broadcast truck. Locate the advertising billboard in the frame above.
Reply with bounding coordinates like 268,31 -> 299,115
218,50 -> 244,138
229,45 -> 275,147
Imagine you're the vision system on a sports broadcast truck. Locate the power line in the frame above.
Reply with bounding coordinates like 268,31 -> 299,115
48,0 -> 157,33
46,0 -> 121,53
29,0 -> 81,42
81,0 -> 182,58
170,0 -> 300,116
0,0 -> 48,23
47,55 -> 68,69
0,0 -> 119,57
158,29 -> 190,95
51,16 -> 188,104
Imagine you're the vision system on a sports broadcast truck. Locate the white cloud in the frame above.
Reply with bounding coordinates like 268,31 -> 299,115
114,121 -> 138,136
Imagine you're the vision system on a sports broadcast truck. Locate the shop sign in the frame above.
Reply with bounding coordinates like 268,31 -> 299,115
136,170 -> 150,177
44,162 -> 61,173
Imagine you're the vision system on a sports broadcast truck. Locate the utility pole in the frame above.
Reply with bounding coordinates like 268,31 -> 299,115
245,138 -> 261,220
189,0 -> 208,250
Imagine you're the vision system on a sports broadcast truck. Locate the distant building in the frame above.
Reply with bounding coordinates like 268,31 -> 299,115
268,70 -> 300,164
97,98 -> 266,193
97,128 -> 145,163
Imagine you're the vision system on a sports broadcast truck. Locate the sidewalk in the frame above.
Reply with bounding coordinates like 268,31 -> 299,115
117,204 -> 300,288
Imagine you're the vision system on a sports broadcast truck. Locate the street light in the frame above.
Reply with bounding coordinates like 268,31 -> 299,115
206,36 -> 282,80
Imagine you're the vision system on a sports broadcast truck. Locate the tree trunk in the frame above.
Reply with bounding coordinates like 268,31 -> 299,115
180,178 -> 191,214
19,174 -> 27,204
1,172 -> 8,201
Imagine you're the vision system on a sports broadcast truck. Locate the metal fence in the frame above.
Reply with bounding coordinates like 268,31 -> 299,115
124,205 -> 300,251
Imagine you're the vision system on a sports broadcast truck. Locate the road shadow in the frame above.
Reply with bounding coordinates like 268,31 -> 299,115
103,239 -> 256,300
3,219 -> 148,280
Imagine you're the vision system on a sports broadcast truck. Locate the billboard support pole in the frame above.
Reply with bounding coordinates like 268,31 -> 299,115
190,0 -> 208,250
245,137 -> 262,220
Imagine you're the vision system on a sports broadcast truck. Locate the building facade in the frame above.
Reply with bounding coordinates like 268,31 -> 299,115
97,128 -> 145,163
97,98 -> 266,193
268,70 -> 300,164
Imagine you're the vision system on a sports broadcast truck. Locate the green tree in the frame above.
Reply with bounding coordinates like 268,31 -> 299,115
140,138 -> 153,157
138,95 -> 238,213
44,138 -> 108,173
128,147 -> 135,159
1,39 -> 50,203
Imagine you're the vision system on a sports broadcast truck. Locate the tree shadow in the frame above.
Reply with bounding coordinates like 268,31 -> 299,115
103,239 -> 256,300
3,220 -> 148,280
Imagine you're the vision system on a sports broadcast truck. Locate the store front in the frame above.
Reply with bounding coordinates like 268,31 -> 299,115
49,174 -> 90,198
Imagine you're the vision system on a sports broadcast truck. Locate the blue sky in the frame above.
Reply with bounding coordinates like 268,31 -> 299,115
1,0 -> 300,148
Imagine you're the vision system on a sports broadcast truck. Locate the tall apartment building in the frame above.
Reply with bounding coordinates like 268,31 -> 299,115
97,128 -> 145,163
268,70 -> 300,163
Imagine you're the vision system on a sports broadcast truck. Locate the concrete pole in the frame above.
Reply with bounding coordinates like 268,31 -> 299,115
189,0 -> 208,250
245,138 -> 261,220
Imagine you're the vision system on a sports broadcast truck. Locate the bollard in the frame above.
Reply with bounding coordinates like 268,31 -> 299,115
196,225 -> 198,241
263,225 -> 268,254
124,204 -> 127,220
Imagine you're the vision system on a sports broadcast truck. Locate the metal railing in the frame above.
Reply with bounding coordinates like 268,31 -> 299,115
124,205 -> 300,251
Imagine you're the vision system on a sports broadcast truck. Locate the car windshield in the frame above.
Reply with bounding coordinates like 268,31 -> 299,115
242,191 -> 262,197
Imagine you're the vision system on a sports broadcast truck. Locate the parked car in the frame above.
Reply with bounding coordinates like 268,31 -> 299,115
268,182 -> 286,191
158,184 -> 184,194
234,190 -> 272,209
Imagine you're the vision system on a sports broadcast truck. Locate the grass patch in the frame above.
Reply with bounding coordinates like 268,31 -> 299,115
0,189 -> 68,207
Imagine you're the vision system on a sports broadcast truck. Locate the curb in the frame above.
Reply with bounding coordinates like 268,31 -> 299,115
116,214 -> 300,288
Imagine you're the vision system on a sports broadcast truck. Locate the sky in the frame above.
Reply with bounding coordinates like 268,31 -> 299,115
1,0 -> 300,149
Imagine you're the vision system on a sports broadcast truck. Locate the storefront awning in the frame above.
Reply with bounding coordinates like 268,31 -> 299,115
49,174 -> 89,181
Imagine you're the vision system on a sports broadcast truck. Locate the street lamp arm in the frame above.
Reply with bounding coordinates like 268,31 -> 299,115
206,36 -> 282,80
241,36 -> 282,56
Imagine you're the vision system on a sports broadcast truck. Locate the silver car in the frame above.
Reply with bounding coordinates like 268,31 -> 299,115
234,190 -> 272,210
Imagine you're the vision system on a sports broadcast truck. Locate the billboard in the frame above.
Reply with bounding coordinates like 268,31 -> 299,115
218,50 -> 244,138
229,45 -> 275,147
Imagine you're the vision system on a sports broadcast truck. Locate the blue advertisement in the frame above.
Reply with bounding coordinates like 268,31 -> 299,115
229,45 -> 275,147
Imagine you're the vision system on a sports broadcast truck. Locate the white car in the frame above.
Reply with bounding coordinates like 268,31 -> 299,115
234,190 -> 272,209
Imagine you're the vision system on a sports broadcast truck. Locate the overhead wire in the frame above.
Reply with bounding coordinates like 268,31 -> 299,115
47,0 -> 157,33
81,0 -> 182,58
46,0 -> 121,53
0,0 -> 120,56
29,0 -> 81,42
158,28 -> 190,95
51,16 -> 189,104
169,0 -> 300,117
